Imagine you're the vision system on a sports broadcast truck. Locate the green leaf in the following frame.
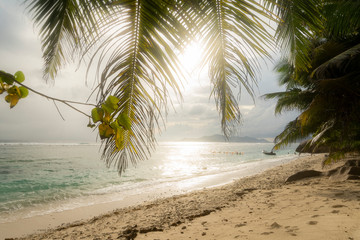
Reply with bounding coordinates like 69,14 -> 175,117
14,71 -> 25,83
91,107 -> 104,123
7,86 -> 21,96
106,95 -> 120,106
4,94 -> 10,103
114,127 -> 124,150
0,83 -> 4,94
98,123 -> 114,139
0,71 -> 15,85
5,94 -> 20,108
102,95 -> 120,114
19,87 -> 29,98
103,111 -> 111,123
110,121 -> 125,150
101,103 -> 114,114
110,121 -> 121,130
117,113 -> 131,131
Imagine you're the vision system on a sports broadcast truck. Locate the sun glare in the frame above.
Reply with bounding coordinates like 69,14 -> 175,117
159,142 -> 207,177
177,41 -> 206,94
179,41 -> 203,74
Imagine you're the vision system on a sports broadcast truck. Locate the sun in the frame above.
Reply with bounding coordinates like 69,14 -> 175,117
177,41 -> 206,94
179,41 -> 204,74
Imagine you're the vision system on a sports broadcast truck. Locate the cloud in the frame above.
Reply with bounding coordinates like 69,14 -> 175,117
0,2 -> 95,143
1,2 -> 298,143
159,57 -> 299,141
239,98 -> 298,138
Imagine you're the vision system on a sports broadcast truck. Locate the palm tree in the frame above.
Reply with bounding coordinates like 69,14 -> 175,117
23,0 -> 329,173
263,0 -> 360,159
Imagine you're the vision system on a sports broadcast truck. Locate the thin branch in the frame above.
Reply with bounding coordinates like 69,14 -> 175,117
15,81 -> 95,118
53,100 -> 66,120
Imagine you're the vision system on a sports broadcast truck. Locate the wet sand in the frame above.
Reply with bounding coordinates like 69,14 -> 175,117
4,154 -> 360,240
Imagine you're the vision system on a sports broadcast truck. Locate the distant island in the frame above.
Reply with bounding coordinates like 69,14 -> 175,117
181,134 -> 270,143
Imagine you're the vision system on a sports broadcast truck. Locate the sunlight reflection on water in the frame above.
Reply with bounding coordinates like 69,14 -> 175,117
0,142 -> 297,222
159,142 -> 208,177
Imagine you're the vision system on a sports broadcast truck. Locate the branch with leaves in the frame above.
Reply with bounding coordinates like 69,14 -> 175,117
0,71 -> 29,108
0,70 -> 96,119
0,70 -> 134,162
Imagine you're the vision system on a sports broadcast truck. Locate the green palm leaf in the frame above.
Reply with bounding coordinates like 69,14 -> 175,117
274,0 -> 323,70
25,0 -> 114,81
198,0 -> 273,137
90,0 -> 187,173
262,88 -> 313,114
273,119 -> 305,150
323,0 -> 360,38
312,43 -> 360,79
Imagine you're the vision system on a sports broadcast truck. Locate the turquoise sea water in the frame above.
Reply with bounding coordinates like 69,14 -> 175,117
0,142 -> 297,223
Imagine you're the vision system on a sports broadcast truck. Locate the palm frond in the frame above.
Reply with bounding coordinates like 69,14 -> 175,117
312,43 -> 360,79
90,0 -> 187,173
262,88 -> 313,114
274,0 -> 323,70
199,0 -> 273,137
273,118 -> 306,150
25,0 -> 115,81
273,59 -> 296,89
310,119 -> 335,146
323,0 -> 360,39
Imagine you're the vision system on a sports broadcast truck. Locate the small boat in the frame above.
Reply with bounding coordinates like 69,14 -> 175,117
262,150 -> 276,155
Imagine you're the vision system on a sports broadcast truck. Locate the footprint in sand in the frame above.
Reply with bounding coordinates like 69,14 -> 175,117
285,226 -> 299,236
332,204 -> 346,208
308,221 -> 318,225
235,223 -> 247,228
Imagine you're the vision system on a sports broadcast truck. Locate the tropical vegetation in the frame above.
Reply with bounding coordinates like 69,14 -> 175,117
263,1 -> 360,161
0,71 -> 29,108
3,0 -> 359,172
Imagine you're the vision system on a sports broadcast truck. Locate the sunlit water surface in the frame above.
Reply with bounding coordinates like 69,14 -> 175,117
0,142 -> 297,222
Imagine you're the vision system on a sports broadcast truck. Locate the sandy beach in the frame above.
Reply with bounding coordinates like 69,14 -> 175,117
3,153 -> 360,240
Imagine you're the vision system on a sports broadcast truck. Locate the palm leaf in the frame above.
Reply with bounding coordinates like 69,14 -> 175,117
310,119 -> 335,146
198,0 -> 273,137
25,0 -> 115,81
274,0 -> 323,70
273,59 -> 296,89
90,0 -> 187,173
311,43 -> 360,79
273,118 -> 305,150
323,0 -> 360,38
262,88 -> 313,114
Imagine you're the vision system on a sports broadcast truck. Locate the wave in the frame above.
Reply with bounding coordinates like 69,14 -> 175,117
0,142 -> 100,146
0,142 -> 298,223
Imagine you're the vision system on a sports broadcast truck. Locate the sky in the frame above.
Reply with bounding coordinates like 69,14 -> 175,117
0,1 -> 298,143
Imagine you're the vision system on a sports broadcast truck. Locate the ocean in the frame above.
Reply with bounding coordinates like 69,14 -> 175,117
0,142 -> 297,224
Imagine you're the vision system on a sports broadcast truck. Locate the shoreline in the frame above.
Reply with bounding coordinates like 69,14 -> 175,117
0,154 -> 297,239
3,153 -> 360,239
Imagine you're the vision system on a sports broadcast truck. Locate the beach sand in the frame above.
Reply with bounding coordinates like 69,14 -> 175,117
4,153 -> 360,240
